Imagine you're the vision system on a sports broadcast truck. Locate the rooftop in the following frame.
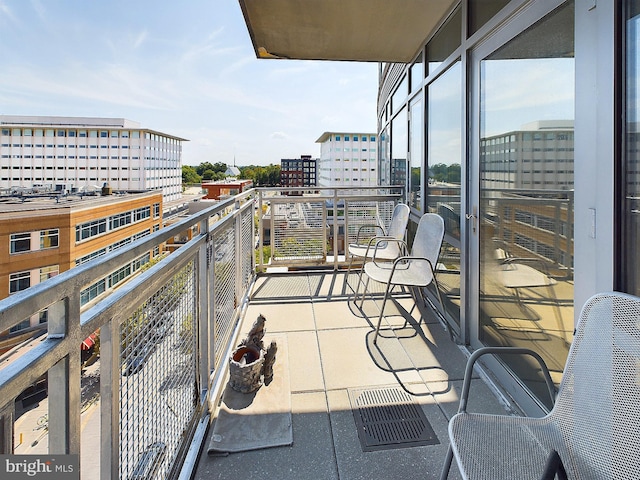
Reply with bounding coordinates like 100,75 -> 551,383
0,115 -> 140,128
0,190 -> 161,217
316,132 -> 377,143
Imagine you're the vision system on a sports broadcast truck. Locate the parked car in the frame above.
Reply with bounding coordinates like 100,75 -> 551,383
122,343 -> 154,376
152,311 -> 174,341
130,441 -> 166,480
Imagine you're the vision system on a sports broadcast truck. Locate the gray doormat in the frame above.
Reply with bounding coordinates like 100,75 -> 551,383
348,386 -> 439,452
208,335 -> 292,455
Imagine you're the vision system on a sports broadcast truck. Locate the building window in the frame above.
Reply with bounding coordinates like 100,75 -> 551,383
10,271 -> 31,294
10,232 -> 31,253
109,212 -> 132,230
80,279 -> 106,305
40,229 -> 59,249
10,318 -> 31,333
134,206 -> 151,221
76,218 -> 107,242
40,265 -> 59,282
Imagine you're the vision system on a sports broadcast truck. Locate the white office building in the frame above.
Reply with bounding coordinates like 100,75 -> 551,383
0,115 -> 186,202
316,132 -> 378,188
481,120 -> 574,190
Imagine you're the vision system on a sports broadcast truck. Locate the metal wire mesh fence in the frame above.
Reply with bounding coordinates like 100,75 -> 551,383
119,261 -> 197,480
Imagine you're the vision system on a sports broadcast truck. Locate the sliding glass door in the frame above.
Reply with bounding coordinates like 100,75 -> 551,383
472,1 -> 575,411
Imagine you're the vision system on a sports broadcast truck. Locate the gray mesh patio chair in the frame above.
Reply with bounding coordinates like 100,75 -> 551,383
440,291 -> 640,480
347,203 -> 410,297
358,212 -> 445,345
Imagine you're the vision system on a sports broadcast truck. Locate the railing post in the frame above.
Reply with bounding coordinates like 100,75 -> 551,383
0,403 -> 13,454
258,190 -> 264,270
198,220 -> 210,404
48,297 -> 81,456
235,200 -> 242,316
100,314 -> 119,480
333,188 -> 339,270
270,196 -> 275,266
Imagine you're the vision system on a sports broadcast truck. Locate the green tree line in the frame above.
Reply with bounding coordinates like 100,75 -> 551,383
182,162 -> 281,186
429,163 -> 461,183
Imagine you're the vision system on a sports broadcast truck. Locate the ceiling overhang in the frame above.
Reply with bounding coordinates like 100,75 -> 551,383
238,0 -> 456,63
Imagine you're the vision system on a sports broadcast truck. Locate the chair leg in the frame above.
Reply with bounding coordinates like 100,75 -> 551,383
439,445 -> 454,480
373,280 -> 393,345
403,287 -> 421,330
358,275 -> 370,309
353,262 -> 367,302
432,276 -> 446,319
346,254 -> 354,289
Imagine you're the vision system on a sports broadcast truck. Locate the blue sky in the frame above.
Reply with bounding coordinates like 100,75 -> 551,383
0,0 -> 378,166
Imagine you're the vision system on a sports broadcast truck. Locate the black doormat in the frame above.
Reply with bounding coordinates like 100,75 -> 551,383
348,387 -> 439,452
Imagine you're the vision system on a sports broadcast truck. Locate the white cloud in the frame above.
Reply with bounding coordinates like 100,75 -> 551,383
0,1 -> 19,27
0,1 -> 378,166
133,30 -> 148,49
270,132 -> 288,140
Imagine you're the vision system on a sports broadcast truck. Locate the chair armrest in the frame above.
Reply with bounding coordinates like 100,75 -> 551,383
382,254 -> 436,274
355,223 -> 385,244
357,235 -> 399,262
457,347 -> 556,414
370,238 -> 407,263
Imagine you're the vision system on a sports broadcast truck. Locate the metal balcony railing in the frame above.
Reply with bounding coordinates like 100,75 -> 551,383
257,186 -> 404,270
0,186 -> 403,479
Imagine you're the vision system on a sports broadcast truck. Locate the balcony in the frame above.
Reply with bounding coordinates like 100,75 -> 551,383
0,187 -> 509,479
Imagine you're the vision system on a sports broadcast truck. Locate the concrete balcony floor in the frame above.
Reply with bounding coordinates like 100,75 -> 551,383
194,270 -> 509,480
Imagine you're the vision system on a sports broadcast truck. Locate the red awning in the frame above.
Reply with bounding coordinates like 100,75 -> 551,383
81,333 -> 97,350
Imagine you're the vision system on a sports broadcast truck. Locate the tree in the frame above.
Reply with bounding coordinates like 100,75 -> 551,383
447,164 -> 461,183
196,162 -> 214,176
239,164 -> 281,186
430,163 -> 448,182
212,162 -> 227,174
182,165 -> 201,184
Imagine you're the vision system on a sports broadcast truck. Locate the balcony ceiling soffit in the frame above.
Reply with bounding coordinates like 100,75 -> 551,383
238,0 -> 456,63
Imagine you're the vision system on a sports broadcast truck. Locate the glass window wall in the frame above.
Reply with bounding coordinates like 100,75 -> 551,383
624,1 -> 640,296
391,107 -> 407,187
428,61 -> 463,326
427,7 -> 462,73
409,96 -> 423,211
478,1 -> 575,408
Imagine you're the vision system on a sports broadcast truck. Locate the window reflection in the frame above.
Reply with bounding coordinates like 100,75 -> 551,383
410,53 -> 424,91
409,97 -> 423,211
624,2 -> 640,296
478,2 -> 575,408
391,106 -> 407,187
427,8 -> 461,74
428,62 -> 462,241
391,76 -> 408,114
468,0 -> 509,36
427,62 -> 462,327
378,126 -> 390,186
